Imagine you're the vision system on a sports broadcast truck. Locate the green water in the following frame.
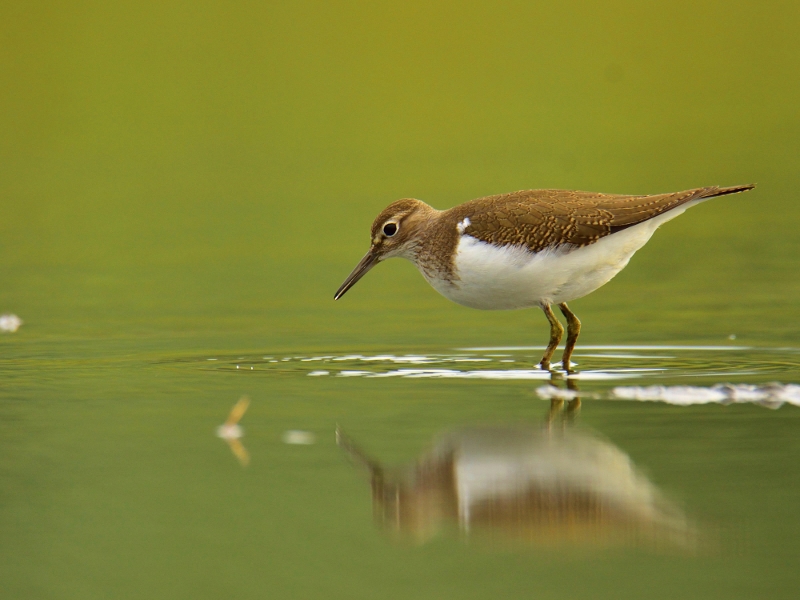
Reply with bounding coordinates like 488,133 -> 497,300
2,1 -> 799,598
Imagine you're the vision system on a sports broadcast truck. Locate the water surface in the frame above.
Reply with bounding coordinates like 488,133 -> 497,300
2,1 -> 800,598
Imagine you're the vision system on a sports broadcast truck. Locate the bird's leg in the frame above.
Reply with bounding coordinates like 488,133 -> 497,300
558,302 -> 581,371
539,304 -> 564,370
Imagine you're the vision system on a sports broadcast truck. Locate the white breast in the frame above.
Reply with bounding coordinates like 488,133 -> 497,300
421,201 -> 698,310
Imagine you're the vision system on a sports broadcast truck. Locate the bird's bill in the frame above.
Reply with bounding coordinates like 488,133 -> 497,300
334,248 -> 379,300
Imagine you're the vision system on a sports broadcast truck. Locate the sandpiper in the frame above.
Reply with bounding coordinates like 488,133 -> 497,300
334,185 -> 755,370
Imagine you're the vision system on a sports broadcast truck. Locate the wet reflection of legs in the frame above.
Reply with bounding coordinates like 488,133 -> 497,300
564,378 -> 581,422
544,374 -> 581,430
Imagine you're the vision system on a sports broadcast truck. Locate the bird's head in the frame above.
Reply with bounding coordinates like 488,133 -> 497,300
334,198 -> 435,300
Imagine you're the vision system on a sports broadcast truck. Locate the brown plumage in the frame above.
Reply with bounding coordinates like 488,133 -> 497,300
447,185 -> 755,254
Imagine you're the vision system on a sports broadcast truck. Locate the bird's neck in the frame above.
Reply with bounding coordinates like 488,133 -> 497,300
403,208 -> 459,282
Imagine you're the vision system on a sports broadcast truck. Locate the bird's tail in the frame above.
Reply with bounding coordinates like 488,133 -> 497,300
699,184 -> 756,199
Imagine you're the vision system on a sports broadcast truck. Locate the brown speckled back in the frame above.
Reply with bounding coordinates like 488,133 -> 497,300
417,185 -> 754,281
451,186 -> 753,252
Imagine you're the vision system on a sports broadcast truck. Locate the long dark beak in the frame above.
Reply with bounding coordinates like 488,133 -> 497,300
334,248 -> 379,300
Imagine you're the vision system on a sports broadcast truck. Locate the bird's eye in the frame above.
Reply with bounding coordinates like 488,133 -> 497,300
383,222 -> 398,237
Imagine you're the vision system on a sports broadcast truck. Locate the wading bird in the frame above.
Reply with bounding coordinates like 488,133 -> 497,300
335,185 -> 754,370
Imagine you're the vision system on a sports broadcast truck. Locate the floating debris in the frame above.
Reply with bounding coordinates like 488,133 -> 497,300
0,314 -> 22,333
216,396 -> 251,466
282,430 -> 316,445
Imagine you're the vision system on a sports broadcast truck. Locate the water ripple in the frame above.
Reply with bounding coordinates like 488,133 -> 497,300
159,345 -> 800,383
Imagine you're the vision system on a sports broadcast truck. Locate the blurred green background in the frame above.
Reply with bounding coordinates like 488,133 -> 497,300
2,2 -> 799,599
2,0 -> 798,351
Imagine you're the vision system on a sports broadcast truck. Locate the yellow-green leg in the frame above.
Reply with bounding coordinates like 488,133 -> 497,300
558,302 -> 581,371
539,304 -> 564,370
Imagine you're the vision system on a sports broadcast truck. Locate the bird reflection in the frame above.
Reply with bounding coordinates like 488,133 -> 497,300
337,379 -> 690,548
216,395 -> 250,467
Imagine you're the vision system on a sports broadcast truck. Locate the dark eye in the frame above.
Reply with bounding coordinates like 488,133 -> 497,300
383,222 -> 398,237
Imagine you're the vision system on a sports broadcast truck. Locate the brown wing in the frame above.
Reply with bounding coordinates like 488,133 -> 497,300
454,185 -> 754,253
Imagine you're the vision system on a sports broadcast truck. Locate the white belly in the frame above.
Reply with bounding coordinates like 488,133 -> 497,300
422,203 -> 695,310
